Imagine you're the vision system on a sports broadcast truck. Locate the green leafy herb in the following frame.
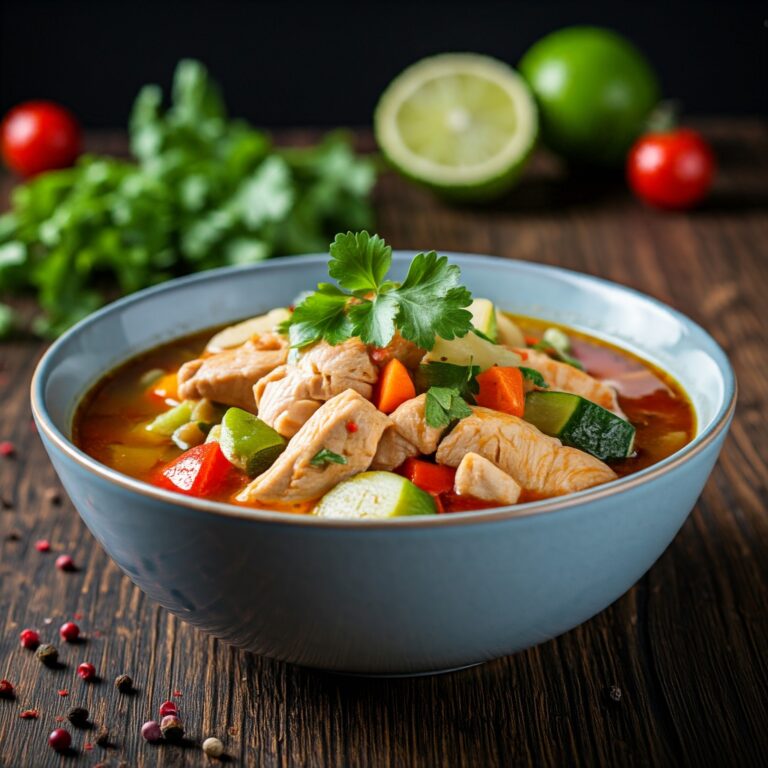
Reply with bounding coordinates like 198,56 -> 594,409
0,60 -> 376,338
533,340 -> 585,371
519,366 -> 549,388
310,448 -> 348,467
283,231 -> 473,350
425,386 -> 473,429
419,361 -> 480,402
471,327 -> 495,343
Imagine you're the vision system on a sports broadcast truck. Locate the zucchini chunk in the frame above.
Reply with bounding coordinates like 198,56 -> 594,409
313,471 -> 437,519
524,391 -> 635,461
219,407 -> 286,477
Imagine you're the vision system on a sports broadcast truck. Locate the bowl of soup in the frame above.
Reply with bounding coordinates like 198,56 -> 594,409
31,251 -> 735,674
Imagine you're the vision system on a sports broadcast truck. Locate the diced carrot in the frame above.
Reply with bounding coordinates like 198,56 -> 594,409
373,358 -> 416,414
155,442 -> 232,497
402,457 -> 456,496
524,335 -> 539,347
146,373 -> 178,403
475,366 -> 525,417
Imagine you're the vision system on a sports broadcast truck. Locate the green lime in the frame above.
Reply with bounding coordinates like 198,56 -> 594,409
374,53 -> 538,200
519,26 -> 660,166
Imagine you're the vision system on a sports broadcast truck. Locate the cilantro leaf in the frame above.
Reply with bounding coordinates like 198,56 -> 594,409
519,366 -> 549,388
419,362 -> 480,402
310,448 -> 348,467
287,284 -> 352,348
348,292 -> 399,348
391,252 -> 473,349
425,386 -> 473,429
328,231 -> 392,293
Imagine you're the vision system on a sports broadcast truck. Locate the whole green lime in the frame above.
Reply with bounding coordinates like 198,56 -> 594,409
519,26 -> 660,166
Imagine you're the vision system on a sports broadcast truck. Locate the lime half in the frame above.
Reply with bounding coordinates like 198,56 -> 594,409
375,53 -> 538,200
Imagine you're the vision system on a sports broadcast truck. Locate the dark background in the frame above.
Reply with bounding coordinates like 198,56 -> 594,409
1,1 -> 766,128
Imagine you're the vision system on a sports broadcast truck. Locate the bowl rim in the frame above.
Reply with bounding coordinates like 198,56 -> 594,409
30,252 -> 737,529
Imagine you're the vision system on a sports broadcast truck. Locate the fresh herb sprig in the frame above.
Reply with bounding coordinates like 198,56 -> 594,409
0,60 -> 376,338
419,361 -> 480,402
425,387 -> 473,429
310,448 -> 348,467
282,231 -> 474,351
520,366 -> 549,388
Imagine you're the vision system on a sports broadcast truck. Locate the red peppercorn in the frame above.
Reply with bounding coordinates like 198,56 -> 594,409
0,679 -> 14,698
59,621 -> 80,642
58,689 -> 69,697
19,628 -> 40,650
48,728 -> 71,752
19,709 -> 39,719
159,700 -> 178,717
55,554 -> 76,571
77,662 -> 96,681
0,441 -> 15,457
34,539 -> 51,552
345,421 -> 358,433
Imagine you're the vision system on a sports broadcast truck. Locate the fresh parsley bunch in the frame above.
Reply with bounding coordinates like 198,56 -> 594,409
284,231 -> 474,351
0,60 -> 376,337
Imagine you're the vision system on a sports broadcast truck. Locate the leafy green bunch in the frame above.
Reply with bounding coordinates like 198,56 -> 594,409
0,60 -> 376,337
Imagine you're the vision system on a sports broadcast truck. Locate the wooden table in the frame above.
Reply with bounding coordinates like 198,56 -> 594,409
1,122 -> 766,767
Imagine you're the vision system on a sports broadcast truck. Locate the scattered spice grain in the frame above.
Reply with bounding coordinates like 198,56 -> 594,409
160,714 -> 184,741
67,706 -> 89,727
203,736 -> 225,757
0,679 -> 15,698
36,643 -> 58,666
115,674 -> 133,693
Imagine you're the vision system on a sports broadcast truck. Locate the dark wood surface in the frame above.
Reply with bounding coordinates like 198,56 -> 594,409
1,122 -> 766,768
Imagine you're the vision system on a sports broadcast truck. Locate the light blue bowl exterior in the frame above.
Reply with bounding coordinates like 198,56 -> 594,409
32,254 -> 736,674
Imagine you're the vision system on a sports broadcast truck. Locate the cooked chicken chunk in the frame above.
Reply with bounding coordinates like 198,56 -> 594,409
454,452 -> 521,505
518,349 -> 625,417
371,394 -> 446,470
177,335 -> 288,412
255,338 -> 378,438
436,407 -> 616,497
370,331 -> 425,370
238,389 -> 390,504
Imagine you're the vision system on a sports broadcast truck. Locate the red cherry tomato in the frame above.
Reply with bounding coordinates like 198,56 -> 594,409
1,101 -> 82,178
627,128 -> 715,210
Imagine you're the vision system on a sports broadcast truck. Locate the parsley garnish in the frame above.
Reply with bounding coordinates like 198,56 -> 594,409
519,366 -> 549,388
533,340 -> 585,371
282,231 -> 473,350
310,448 -> 348,467
424,387 -> 473,429
419,361 -> 480,403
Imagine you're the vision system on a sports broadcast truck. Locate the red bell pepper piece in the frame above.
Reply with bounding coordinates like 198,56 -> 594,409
401,457 -> 456,496
156,442 -> 232,497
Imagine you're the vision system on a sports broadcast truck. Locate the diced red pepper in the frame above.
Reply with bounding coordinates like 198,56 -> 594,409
155,443 -> 232,497
439,491 -> 498,513
401,458 -> 456,496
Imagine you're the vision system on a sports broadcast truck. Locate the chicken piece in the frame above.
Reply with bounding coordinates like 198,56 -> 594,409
517,349 -> 625,417
254,338 -> 378,438
454,452 -> 521,505
178,337 -> 288,412
370,394 -> 446,470
370,331 -> 425,370
238,389 -> 390,504
436,407 -> 616,497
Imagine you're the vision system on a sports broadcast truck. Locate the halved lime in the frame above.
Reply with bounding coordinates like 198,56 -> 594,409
374,53 -> 538,200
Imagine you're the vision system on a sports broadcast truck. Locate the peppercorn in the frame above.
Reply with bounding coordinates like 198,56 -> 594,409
0,679 -> 14,698
141,720 -> 162,743
59,621 -> 80,642
48,728 -> 71,752
55,554 -> 76,571
36,643 -> 59,666
202,736 -> 225,757
19,628 -> 40,650
34,539 -> 51,552
95,725 -> 110,747
159,700 -> 178,717
115,674 -> 133,693
160,715 -> 184,741
77,662 -> 96,681
67,706 -> 89,727
0,441 -> 16,457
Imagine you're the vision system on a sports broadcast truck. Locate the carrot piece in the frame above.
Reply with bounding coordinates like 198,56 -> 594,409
401,457 -> 456,496
475,366 -> 525,417
373,358 -> 416,414
524,335 -> 539,347
146,372 -> 178,403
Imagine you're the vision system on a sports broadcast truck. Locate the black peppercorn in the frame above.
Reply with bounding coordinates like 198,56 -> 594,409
67,706 -> 89,727
36,643 -> 58,666
95,724 -> 110,747
160,715 -> 184,741
115,674 -> 133,693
